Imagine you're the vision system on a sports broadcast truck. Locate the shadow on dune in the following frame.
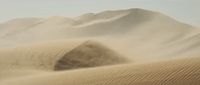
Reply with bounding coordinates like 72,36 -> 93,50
54,40 -> 128,71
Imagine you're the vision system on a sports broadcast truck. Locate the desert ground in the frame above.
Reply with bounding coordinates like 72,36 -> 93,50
0,8 -> 200,85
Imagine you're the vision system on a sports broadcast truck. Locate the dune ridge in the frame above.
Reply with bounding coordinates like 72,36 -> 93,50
0,40 -> 127,71
0,40 -> 129,81
54,40 -> 128,70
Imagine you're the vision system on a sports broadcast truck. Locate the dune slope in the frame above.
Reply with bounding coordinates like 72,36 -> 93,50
0,40 -> 128,80
55,40 -> 128,70
0,57 -> 200,85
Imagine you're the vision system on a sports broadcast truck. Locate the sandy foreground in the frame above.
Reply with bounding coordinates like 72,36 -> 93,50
0,8 -> 200,85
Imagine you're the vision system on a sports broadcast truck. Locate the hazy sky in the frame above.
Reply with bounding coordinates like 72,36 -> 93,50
0,0 -> 199,26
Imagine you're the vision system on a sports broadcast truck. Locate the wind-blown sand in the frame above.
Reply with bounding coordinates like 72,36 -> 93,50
0,8 -> 200,85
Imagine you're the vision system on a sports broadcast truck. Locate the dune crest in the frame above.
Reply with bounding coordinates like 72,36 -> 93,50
0,40 -> 128,71
54,40 -> 128,70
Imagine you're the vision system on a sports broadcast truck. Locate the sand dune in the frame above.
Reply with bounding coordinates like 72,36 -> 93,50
0,8 -> 196,44
0,40 -> 128,80
0,8 -> 199,61
0,8 -> 200,85
0,40 -> 127,71
55,40 -> 128,70
0,56 -> 200,85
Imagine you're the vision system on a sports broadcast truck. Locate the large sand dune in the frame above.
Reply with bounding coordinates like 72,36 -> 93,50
0,40 -> 128,80
54,40 -> 128,71
0,40 -> 128,70
0,8 -> 200,85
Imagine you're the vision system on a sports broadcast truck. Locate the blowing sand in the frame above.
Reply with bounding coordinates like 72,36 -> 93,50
0,8 -> 200,85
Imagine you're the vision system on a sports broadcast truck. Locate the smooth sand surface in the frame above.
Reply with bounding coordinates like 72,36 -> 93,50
0,8 -> 200,85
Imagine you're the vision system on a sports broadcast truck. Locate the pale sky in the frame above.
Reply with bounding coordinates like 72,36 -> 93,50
0,0 -> 199,26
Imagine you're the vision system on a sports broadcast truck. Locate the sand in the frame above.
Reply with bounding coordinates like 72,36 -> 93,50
1,56 -> 200,85
0,8 -> 200,85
